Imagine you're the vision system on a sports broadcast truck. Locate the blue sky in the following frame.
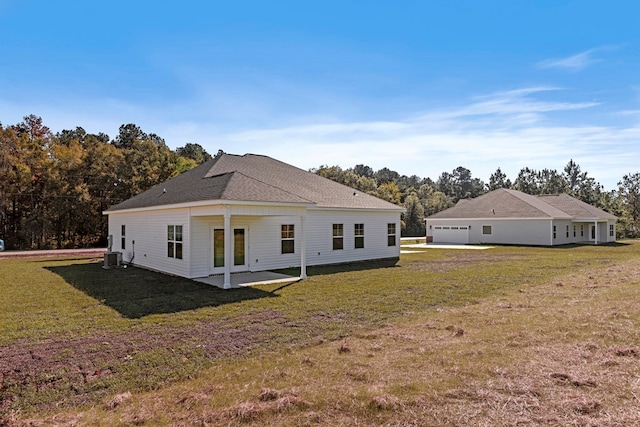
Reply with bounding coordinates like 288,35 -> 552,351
1,1 -> 639,190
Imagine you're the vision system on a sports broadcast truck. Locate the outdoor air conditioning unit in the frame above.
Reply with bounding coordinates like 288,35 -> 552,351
103,251 -> 122,268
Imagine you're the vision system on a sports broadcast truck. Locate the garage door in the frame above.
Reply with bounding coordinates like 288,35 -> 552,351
432,226 -> 469,244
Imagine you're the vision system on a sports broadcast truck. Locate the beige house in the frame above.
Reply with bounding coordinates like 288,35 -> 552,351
426,188 -> 617,246
104,153 -> 403,288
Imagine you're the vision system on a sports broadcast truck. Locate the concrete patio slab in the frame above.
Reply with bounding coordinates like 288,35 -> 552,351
402,243 -> 493,250
193,271 -> 300,288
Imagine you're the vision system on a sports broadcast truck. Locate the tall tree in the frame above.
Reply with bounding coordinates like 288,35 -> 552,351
537,168 -> 566,194
488,167 -> 512,191
376,182 -> 402,204
375,167 -> 400,184
513,167 -> 540,194
352,164 -> 374,178
617,172 -> 640,238
176,143 -> 212,164
438,166 -> 485,202
402,192 -> 425,236
563,159 -> 581,192
113,123 -> 147,149
11,114 -> 52,144
562,159 -> 603,205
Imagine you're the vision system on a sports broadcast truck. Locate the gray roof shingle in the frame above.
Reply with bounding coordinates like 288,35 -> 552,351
427,188 -> 615,220
106,153 -> 403,212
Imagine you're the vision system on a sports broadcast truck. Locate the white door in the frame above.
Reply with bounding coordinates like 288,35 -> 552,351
211,227 -> 248,274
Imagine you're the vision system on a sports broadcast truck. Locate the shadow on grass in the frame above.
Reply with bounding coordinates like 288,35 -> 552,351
276,256 -> 400,277
470,241 -> 631,250
46,262 -> 277,319
539,241 -> 631,249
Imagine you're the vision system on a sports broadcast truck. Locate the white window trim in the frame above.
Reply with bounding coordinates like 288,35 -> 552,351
167,224 -> 184,260
332,224 -> 344,250
281,224 -> 295,254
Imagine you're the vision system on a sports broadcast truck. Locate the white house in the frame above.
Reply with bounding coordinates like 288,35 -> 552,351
426,188 -> 617,246
104,153 -> 404,288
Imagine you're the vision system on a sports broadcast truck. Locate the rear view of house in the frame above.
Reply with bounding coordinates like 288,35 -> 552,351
426,188 -> 616,246
104,153 -> 403,288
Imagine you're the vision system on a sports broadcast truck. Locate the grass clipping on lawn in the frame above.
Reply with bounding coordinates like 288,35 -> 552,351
19,258 -> 640,426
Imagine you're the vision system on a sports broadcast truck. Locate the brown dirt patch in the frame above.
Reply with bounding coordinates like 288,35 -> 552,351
0,249 -> 106,260
0,310 -> 286,413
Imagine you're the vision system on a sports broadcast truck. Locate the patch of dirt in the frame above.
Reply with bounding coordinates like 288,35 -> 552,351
0,310 -> 286,414
0,249 -> 106,259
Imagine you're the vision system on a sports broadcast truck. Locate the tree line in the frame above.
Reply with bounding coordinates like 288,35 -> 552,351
0,115 -> 212,250
1,114 -> 639,250
313,161 -> 640,238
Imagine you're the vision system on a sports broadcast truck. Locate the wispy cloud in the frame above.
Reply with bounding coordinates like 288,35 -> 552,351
537,48 -> 605,71
417,86 -> 598,123
216,87 -> 633,190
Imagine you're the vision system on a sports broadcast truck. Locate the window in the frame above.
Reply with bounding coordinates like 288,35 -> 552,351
482,225 -> 492,235
332,224 -> 343,250
581,225 -> 584,237
609,224 -> 614,237
566,225 -> 569,238
553,225 -> 557,239
281,224 -> 294,254
167,225 -> 183,259
354,223 -> 364,249
387,223 -> 396,246
573,225 -> 576,237
121,225 -> 126,249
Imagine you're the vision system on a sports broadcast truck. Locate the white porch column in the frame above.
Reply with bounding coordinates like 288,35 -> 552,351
223,207 -> 232,289
300,213 -> 307,279
594,220 -> 598,245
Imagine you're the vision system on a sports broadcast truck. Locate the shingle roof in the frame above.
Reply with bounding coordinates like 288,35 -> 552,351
538,193 -> 617,219
427,188 -> 616,220
106,153 -> 403,212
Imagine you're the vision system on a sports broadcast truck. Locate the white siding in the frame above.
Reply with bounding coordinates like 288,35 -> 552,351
109,206 -> 401,279
199,210 -> 401,273
107,208 -> 191,277
304,210 -> 401,267
428,217 -> 618,246
429,218 -> 553,246
551,219 -> 573,246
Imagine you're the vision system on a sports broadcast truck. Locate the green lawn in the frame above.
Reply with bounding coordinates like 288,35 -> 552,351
1,241 -> 638,418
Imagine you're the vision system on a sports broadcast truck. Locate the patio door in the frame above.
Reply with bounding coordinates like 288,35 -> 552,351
212,227 -> 247,273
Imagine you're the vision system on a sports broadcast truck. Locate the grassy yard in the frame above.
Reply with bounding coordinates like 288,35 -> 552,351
1,242 -> 640,425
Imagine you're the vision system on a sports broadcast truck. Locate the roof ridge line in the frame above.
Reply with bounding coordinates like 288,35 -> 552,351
228,170 -> 316,204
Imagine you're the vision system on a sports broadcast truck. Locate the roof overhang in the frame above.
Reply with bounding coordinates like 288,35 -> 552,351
308,206 -> 405,213
104,199 -> 316,215
425,216 -> 567,221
